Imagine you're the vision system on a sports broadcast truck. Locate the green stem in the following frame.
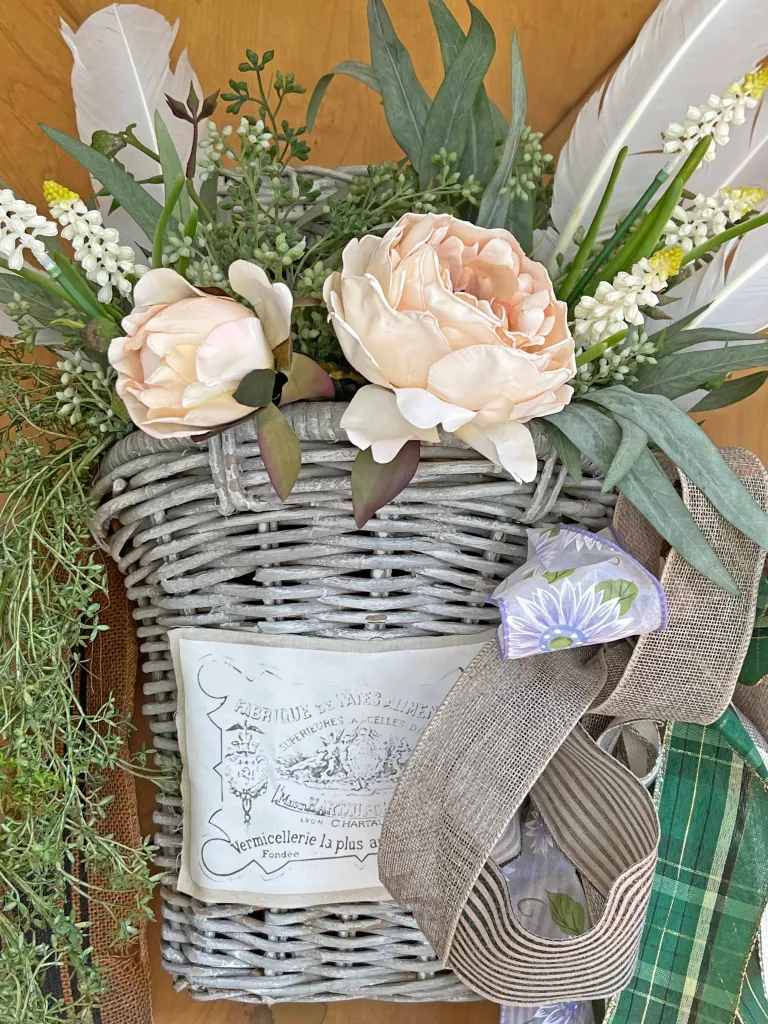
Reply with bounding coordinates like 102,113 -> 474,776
0,259 -> 72,307
152,173 -> 186,268
599,136 -> 712,285
681,208 -> 768,265
557,147 -> 628,302
186,179 -> 214,225
49,253 -> 116,322
567,164 -> 674,304
576,327 -> 629,367
124,127 -> 160,163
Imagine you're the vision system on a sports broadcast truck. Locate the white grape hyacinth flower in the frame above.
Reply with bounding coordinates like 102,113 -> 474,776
664,187 -> 767,253
572,247 -> 683,348
0,189 -> 57,271
662,70 -> 768,163
43,181 -> 137,303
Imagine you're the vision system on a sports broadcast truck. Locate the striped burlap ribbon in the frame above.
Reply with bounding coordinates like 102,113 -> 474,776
379,448 -> 768,1005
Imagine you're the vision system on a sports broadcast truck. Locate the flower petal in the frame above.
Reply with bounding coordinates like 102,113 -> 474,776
337,273 -> 451,388
323,286 -> 391,388
394,387 -> 475,432
228,259 -> 292,347
454,420 -> 538,482
133,268 -> 204,307
196,317 -> 274,390
341,385 -> 439,463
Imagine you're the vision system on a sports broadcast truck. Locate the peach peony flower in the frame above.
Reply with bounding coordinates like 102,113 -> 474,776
324,213 -> 575,481
109,262 -> 292,437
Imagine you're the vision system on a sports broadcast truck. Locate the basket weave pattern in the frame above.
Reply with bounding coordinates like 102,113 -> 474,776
93,402 -> 615,1003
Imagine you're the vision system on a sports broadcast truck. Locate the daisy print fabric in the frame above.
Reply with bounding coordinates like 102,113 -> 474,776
490,525 -> 667,660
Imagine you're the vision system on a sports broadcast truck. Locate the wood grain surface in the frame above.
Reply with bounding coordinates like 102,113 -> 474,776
2,0 -> 766,1020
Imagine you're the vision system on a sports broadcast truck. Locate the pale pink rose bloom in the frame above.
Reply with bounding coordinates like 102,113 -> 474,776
109,261 -> 292,437
324,213 -> 575,481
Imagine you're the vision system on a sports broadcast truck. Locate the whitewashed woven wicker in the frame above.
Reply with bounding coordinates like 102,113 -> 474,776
92,400 -> 615,1005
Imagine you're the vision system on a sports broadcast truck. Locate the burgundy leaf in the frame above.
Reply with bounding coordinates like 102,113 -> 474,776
279,353 -> 335,405
166,95 -> 193,122
256,403 -> 302,501
351,441 -> 420,528
186,82 -> 200,116
200,90 -> 221,119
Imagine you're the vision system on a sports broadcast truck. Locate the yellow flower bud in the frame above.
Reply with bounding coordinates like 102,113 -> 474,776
743,68 -> 768,100
649,246 -> 684,280
722,186 -> 768,213
42,181 -> 80,205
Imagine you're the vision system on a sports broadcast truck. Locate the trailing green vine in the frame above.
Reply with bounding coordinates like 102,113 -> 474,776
0,339 -> 156,1024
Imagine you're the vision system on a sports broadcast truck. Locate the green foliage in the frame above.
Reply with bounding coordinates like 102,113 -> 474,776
0,339 -> 156,1022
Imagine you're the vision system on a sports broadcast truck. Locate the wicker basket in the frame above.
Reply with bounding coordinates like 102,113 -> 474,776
93,399 -> 614,1004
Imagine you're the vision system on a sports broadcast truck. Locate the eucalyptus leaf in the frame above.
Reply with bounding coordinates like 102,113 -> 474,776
546,403 -> 737,593
83,317 -> 122,355
659,326 -> 758,356
476,31 -> 526,229
199,173 -> 219,217
584,386 -> 768,553
367,0 -> 431,165
631,343 -> 768,399
690,371 -> 768,412
507,192 -> 533,254
428,0 -> 496,184
154,111 -> 190,222
233,368 -> 278,408
306,61 -> 382,131
0,274 -> 63,321
418,2 -> 495,186
351,441 -> 420,527
540,420 -> 582,483
41,125 -> 164,243
602,414 -> 648,493
256,403 -> 302,501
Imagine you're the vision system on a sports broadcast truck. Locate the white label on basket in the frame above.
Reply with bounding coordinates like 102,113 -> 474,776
170,628 -> 490,907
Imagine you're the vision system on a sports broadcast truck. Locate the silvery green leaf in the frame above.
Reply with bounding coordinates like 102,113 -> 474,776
585,386 -> 768,554
154,111 -> 190,222
306,61 -> 381,131
367,0 -> 431,165
632,343 -> 768,398
540,420 -> 582,483
602,413 -> 648,492
41,125 -> 164,242
659,326 -> 758,356
546,403 -> 737,593
427,0 -> 496,184
418,2 -> 495,187
507,192 -> 533,254
0,275 -> 61,321
690,371 -> 768,412
476,30 -> 526,229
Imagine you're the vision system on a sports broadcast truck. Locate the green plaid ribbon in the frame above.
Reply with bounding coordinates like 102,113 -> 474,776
607,716 -> 768,1024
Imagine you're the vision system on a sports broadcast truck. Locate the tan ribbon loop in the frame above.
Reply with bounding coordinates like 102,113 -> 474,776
379,448 -> 768,1005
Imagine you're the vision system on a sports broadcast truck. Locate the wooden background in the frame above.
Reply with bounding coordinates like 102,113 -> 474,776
2,0 -> 767,1021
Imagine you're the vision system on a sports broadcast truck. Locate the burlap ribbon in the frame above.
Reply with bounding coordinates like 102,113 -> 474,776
379,448 -> 768,1005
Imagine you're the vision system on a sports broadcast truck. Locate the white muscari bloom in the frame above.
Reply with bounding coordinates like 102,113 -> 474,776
0,189 -> 57,271
664,187 -> 767,252
572,247 -> 683,346
663,69 -> 768,162
43,181 -> 136,303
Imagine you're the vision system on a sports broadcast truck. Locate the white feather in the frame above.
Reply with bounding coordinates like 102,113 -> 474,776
671,227 -> 768,331
697,92 -> 768,194
61,4 -> 203,249
548,0 -> 768,274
